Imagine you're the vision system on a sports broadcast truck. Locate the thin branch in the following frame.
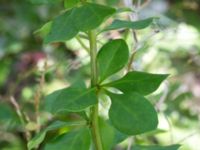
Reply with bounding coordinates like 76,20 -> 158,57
34,60 -> 47,133
127,136 -> 134,150
9,96 -> 31,141
155,81 -> 169,111
76,36 -> 90,53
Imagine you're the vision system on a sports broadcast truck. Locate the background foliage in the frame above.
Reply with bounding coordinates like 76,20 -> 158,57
0,0 -> 200,150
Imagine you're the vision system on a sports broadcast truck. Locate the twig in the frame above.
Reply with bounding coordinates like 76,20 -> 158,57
76,36 -> 90,53
177,131 -> 199,143
9,96 -> 31,141
127,136 -> 134,150
155,81 -> 169,111
34,60 -> 47,132
163,113 -> 174,144
124,0 -> 139,72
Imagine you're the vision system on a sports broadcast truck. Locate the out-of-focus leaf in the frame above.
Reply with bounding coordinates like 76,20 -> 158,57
29,0 -> 62,4
44,128 -> 91,150
0,102 -> 20,130
28,120 -> 86,150
101,17 -> 156,32
132,144 -> 181,150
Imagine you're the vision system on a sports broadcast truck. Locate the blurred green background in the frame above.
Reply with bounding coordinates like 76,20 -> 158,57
0,0 -> 200,150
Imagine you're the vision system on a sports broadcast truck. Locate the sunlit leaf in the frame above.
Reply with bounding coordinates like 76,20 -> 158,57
34,21 -> 52,37
64,0 -> 80,9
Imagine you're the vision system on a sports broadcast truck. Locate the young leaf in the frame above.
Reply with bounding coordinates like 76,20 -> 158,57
101,17 -> 156,32
45,3 -> 116,43
132,144 -> 181,150
108,92 -> 158,135
45,87 -> 97,114
28,120 -> 86,150
44,128 -> 91,150
104,71 -> 168,95
97,39 -> 129,82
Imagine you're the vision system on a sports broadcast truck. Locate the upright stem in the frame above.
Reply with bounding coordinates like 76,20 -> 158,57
88,30 -> 103,150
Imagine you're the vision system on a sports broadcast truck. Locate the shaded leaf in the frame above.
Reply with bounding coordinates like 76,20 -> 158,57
45,87 -> 97,114
97,39 -> 129,82
132,144 -> 181,150
104,71 -> 168,95
45,2 -> 116,43
102,17 -> 156,32
44,128 -> 91,150
28,120 -> 86,150
99,118 -> 127,150
108,92 -> 158,135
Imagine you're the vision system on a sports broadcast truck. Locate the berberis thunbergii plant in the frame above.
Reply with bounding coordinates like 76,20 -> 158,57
28,0 -> 181,150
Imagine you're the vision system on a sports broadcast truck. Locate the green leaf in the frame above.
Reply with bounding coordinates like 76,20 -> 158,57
34,21 -> 52,37
101,17 -> 156,32
45,2 -> 116,43
44,128 -> 91,150
29,0 -> 62,4
64,0 -> 80,9
28,120 -> 86,150
132,144 -> 181,150
45,87 -> 97,114
99,118 -> 127,150
104,71 -> 168,95
108,92 -> 158,135
97,39 -> 129,82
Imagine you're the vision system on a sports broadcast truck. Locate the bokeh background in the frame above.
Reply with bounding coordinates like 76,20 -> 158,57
0,0 -> 200,150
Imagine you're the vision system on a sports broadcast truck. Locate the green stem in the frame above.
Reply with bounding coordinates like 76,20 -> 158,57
88,30 -> 103,150
76,36 -> 90,53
